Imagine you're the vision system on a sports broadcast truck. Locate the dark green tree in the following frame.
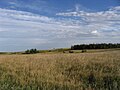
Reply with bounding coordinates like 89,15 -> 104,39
25,49 -> 39,54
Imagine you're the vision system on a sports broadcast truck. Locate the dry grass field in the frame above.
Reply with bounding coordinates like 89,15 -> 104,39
0,50 -> 120,90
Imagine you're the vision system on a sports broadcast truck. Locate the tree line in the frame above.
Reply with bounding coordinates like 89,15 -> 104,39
71,43 -> 120,50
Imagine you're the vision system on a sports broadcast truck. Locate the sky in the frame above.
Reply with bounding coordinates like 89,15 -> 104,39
0,0 -> 120,52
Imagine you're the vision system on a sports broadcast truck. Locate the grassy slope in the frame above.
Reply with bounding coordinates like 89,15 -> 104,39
0,50 -> 120,90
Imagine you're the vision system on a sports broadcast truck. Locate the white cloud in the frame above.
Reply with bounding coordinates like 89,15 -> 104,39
91,30 -> 98,34
9,1 -> 16,5
75,4 -> 80,12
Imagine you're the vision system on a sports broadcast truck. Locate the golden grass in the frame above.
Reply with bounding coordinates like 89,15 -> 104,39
0,50 -> 120,90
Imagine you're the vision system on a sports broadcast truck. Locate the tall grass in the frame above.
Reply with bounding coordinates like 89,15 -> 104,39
0,50 -> 120,90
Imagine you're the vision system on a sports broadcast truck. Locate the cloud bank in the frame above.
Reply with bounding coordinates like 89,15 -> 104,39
0,6 -> 120,51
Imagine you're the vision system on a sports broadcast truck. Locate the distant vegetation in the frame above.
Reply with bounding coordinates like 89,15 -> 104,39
71,43 -> 120,50
0,43 -> 120,55
24,49 -> 39,54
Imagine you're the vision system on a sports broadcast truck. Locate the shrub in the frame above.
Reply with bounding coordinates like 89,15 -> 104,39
69,50 -> 74,53
81,49 -> 87,53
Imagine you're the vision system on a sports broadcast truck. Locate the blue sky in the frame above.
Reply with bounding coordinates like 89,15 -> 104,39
0,0 -> 120,51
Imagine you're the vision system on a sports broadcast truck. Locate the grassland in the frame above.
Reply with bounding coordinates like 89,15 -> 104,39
0,49 -> 120,90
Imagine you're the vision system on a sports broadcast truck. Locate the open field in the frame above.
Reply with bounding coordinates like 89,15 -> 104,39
0,49 -> 120,90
